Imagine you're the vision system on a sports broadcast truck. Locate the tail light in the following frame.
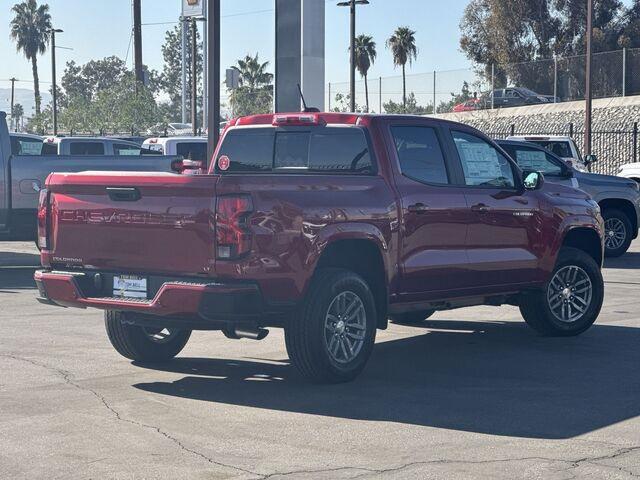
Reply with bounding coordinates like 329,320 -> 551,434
171,159 -> 204,174
215,195 -> 253,259
37,188 -> 50,249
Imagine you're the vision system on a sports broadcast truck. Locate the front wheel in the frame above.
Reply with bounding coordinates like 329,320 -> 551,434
519,247 -> 604,336
603,208 -> 633,257
105,311 -> 191,362
285,269 -> 377,383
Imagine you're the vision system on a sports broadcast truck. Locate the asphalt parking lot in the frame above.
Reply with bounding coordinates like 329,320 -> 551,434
1,241 -> 638,480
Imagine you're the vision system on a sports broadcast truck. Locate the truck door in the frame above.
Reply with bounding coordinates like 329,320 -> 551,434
449,129 -> 544,288
388,121 -> 472,301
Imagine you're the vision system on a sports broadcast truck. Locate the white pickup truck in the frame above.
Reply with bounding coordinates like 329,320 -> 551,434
507,135 -> 592,172
617,162 -> 640,183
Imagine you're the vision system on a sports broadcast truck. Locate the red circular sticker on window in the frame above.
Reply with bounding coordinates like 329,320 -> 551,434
218,155 -> 230,171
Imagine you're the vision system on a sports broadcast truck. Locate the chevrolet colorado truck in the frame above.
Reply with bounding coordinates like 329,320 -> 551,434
35,113 -> 605,383
0,112 -> 189,239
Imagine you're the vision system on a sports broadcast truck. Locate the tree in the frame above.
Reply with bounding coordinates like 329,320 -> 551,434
160,23 -> 203,122
10,0 -> 52,115
11,103 -> 24,131
229,54 -> 274,117
386,27 -> 418,110
61,56 -> 129,101
383,92 -> 430,115
331,93 -> 364,113
353,35 -> 377,112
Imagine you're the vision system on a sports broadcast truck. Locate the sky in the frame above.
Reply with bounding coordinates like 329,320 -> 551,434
0,0 -> 471,100
1,0 -> 633,113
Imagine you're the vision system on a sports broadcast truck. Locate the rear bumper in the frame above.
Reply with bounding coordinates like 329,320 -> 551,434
34,269 -> 266,324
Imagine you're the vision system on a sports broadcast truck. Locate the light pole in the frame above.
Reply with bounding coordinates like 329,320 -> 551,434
49,28 -> 63,136
584,0 -> 594,159
206,0 -> 221,165
191,17 -> 206,136
337,0 -> 369,112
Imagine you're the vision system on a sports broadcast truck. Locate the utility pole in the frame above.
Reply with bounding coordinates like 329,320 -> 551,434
585,0 -> 593,157
50,28 -> 63,136
207,0 -> 221,165
338,0 -> 369,112
181,17 -> 187,124
133,0 -> 144,86
202,1 -> 208,132
191,18 -> 198,136
9,78 -> 16,132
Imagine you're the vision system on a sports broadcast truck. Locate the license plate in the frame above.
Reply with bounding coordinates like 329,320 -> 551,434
113,275 -> 147,299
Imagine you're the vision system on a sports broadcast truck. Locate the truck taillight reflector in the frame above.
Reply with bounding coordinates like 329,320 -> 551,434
216,195 -> 253,259
37,188 -> 50,249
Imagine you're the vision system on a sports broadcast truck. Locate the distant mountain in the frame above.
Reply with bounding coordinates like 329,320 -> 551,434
0,88 -> 52,117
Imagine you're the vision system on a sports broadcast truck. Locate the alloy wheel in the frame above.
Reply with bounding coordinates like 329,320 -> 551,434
604,217 -> 627,251
324,291 -> 367,364
546,265 -> 593,323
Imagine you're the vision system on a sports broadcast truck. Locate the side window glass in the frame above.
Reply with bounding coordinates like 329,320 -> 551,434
391,126 -> 449,185
452,131 -> 515,188
113,143 -> 141,156
511,147 -> 562,176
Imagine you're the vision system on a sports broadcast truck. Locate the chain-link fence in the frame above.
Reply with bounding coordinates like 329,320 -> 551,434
326,47 -> 640,114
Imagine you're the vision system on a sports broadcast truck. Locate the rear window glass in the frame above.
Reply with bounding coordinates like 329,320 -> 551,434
530,140 -> 573,158
42,142 -> 58,155
176,142 -> 208,161
216,127 -> 373,174
69,142 -> 105,155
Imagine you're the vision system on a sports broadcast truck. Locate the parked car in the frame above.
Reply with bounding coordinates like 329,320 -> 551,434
146,122 -> 193,136
35,112 -> 605,383
482,88 -> 551,109
507,135 -> 590,171
452,99 -> 480,112
41,136 -> 142,156
0,112 -> 189,239
617,162 -> 640,183
497,139 -> 640,257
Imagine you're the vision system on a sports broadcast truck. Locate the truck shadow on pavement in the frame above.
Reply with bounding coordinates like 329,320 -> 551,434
604,251 -> 640,269
0,267 -> 37,291
134,319 -> 640,440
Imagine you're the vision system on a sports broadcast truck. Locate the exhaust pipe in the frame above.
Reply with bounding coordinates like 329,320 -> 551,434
224,325 -> 269,341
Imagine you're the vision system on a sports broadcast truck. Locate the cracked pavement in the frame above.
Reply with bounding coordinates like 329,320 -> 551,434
1,241 -> 639,480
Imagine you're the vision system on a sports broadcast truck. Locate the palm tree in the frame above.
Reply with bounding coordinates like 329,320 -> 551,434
232,53 -> 274,90
10,0 -> 52,115
386,27 -> 418,111
12,103 -> 24,131
353,35 -> 377,112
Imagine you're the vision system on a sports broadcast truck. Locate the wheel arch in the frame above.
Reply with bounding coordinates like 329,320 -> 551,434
306,224 -> 391,330
560,227 -> 603,267
597,197 -> 638,239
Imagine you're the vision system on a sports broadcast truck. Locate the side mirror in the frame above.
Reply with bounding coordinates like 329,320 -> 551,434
523,171 -> 545,191
584,154 -> 598,164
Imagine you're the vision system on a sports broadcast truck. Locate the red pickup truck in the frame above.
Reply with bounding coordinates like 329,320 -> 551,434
35,113 -> 605,383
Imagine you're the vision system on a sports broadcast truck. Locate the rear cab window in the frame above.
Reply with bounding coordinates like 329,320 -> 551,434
176,142 -> 208,161
69,142 -> 105,155
215,127 -> 375,175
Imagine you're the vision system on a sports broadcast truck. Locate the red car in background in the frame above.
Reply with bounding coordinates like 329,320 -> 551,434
453,98 -> 481,112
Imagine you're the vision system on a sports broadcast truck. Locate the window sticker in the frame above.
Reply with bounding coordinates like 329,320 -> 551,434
516,150 -> 549,171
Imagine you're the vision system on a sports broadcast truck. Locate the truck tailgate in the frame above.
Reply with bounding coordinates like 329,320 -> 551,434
44,172 -> 217,276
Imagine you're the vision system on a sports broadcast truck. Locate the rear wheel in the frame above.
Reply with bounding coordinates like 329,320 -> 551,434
285,269 -> 377,383
390,310 -> 435,325
519,247 -> 603,336
602,208 -> 633,257
105,311 -> 191,362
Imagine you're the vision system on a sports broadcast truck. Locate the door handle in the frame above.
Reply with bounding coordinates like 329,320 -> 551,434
407,203 -> 429,214
106,187 -> 141,202
471,203 -> 490,213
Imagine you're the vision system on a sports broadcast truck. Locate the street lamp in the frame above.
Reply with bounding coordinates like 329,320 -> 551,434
585,0 -> 594,162
190,17 -> 206,136
337,0 -> 369,112
49,28 -> 63,136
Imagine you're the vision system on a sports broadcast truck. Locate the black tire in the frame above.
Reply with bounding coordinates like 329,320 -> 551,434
105,311 -> 191,362
519,247 -> 604,336
602,208 -> 633,258
390,310 -> 436,325
285,268 -> 377,383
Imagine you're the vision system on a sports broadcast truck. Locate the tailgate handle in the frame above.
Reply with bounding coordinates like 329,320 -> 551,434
106,187 -> 141,202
